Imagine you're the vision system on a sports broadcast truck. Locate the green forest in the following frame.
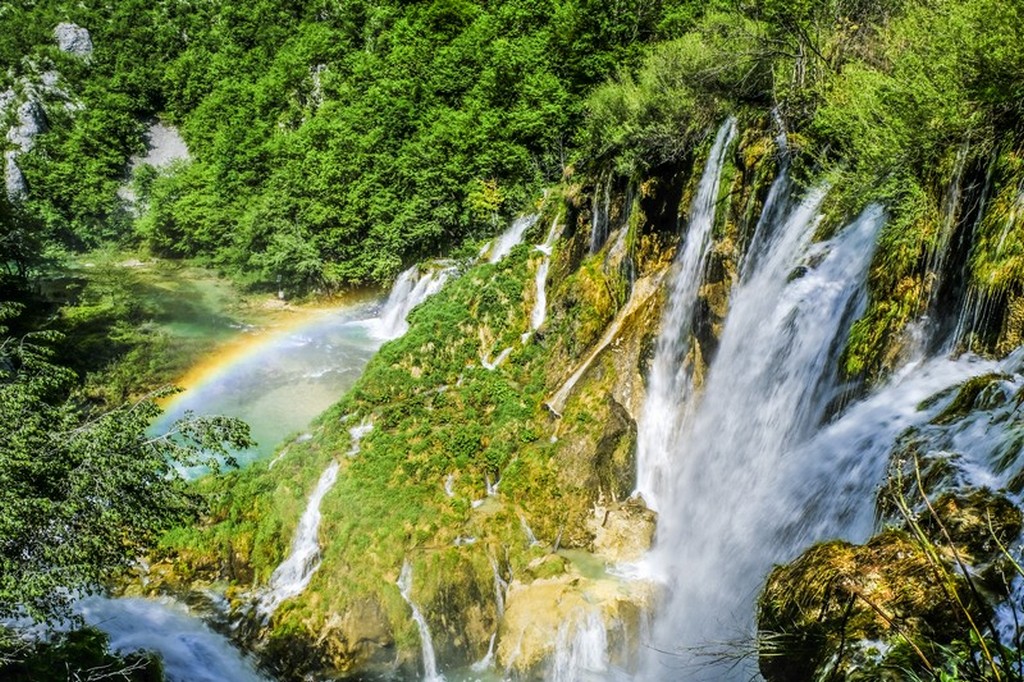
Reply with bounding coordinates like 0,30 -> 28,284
3,0 -> 1024,679
0,0 -> 1013,295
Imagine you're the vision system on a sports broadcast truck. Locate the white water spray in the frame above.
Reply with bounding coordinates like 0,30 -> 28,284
258,461 -> 340,616
488,214 -> 540,263
634,118 -> 737,510
375,263 -> 456,340
549,609 -> 610,682
78,597 -> 270,682
398,560 -> 444,682
642,199 -> 884,679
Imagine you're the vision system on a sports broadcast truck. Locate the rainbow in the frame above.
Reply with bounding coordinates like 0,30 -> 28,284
153,297 -> 383,463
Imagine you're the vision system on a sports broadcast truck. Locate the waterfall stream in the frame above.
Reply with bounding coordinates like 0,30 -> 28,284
488,214 -> 540,264
634,117 -> 737,510
375,263 -> 457,340
398,560 -> 444,682
78,597 -> 270,682
258,460 -> 340,616
643,201 -> 884,678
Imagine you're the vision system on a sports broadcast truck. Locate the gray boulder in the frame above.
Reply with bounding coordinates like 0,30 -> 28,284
54,23 -> 93,58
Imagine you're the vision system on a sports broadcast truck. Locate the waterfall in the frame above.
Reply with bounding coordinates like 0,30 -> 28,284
488,214 -> 540,264
397,560 -> 444,682
549,609 -> 609,682
77,597 -> 270,682
590,173 -> 613,254
530,257 -> 551,333
525,218 -> 562,342
489,555 -> 507,619
634,117 -> 737,510
258,460 -> 340,616
375,263 -> 456,340
642,199 -> 884,679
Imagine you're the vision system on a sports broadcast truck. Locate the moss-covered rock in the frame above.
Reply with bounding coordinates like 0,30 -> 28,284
758,530 -> 986,682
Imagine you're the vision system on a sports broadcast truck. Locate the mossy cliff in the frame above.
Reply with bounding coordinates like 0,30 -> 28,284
150,104 -> 1024,678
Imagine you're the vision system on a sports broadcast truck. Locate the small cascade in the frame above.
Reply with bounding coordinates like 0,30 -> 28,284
480,346 -> 513,370
78,597 -> 270,682
633,117 -> 737,510
257,461 -> 340,616
488,214 -> 540,263
548,609 -> 609,682
489,555 -> 507,619
590,173 -> 613,254
375,263 -> 456,340
471,633 -> 498,673
529,257 -> 551,332
347,418 -> 373,456
644,201 -> 884,679
518,515 -> 541,547
525,218 -> 562,341
397,560 -> 444,682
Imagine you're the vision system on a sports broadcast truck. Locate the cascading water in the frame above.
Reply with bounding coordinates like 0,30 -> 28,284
78,597 -> 270,682
590,173 -> 613,254
640,193 -> 884,679
375,263 -> 457,340
397,560 -> 444,682
257,460 -> 340,616
634,117 -> 737,510
549,609 -> 610,682
527,218 -> 561,338
488,214 -> 540,264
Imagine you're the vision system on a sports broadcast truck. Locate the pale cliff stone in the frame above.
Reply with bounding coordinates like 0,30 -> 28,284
7,99 -> 46,152
4,150 -> 27,199
54,23 -> 94,57
588,498 -> 656,563
497,568 -> 654,678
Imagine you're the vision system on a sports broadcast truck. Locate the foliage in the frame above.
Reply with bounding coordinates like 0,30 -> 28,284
0,302 -> 252,621
0,626 -> 163,681
4,0 -> 721,290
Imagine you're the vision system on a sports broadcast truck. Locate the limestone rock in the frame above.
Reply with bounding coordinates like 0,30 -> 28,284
497,568 -> 654,678
54,23 -> 94,57
4,150 -> 27,199
0,89 -> 14,118
319,599 -> 396,674
7,99 -> 46,152
588,498 -> 656,563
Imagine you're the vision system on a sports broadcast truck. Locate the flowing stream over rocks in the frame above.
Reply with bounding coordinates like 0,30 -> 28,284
257,461 -> 341,616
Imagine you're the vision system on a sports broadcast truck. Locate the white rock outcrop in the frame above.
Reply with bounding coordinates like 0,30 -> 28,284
54,23 -> 93,58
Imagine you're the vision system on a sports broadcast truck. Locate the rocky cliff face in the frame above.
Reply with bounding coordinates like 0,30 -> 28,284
136,115 -> 784,679
2,24 -> 87,200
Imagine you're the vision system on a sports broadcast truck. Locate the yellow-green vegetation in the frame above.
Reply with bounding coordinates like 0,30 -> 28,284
148,164 -> 702,674
152,207 -> 631,668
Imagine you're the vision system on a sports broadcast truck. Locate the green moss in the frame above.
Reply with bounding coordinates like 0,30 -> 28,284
931,373 -> 1010,425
